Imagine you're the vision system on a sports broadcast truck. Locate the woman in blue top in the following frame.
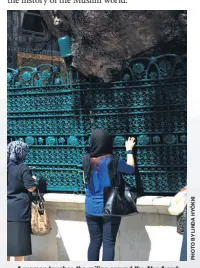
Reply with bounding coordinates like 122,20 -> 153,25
82,129 -> 135,261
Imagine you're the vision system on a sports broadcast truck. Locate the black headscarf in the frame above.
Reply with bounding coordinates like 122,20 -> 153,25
82,129 -> 119,185
90,129 -> 113,157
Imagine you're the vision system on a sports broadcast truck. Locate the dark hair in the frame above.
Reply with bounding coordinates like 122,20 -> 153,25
90,155 -> 112,173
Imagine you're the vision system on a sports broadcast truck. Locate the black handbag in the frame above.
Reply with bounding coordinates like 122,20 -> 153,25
103,174 -> 138,217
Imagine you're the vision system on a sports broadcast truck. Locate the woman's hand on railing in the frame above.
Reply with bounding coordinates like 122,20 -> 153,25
125,137 -> 135,168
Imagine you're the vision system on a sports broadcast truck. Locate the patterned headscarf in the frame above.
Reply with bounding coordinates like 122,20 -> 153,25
7,141 -> 29,164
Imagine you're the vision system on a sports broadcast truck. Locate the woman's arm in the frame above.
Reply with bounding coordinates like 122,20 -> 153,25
27,186 -> 36,192
27,175 -> 37,192
118,137 -> 136,174
21,166 -> 37,192
125,137 -> 135,167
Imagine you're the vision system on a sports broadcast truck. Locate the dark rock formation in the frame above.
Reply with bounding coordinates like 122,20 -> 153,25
41,10 -> 187,81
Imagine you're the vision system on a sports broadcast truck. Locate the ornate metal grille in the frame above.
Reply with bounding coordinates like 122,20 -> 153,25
7,54 -> 187,195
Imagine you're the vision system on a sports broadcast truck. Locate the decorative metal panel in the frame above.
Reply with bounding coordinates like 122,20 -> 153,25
7,54 -> 187,194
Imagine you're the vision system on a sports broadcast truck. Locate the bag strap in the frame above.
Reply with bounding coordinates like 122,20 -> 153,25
107,155 -> 120,187
34,188 -> 45,215
35,187 -> 44,202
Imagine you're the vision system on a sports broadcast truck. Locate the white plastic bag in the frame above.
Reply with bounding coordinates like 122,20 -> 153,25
168,186 -> 187,216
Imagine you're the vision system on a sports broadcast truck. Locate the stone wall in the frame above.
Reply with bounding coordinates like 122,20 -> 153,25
26,194 -> 183,261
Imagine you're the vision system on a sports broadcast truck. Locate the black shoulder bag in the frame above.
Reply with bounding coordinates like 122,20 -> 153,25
103,157 -> 138,216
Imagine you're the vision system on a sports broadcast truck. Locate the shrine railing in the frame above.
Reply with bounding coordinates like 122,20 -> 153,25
7,54 -> 187,195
